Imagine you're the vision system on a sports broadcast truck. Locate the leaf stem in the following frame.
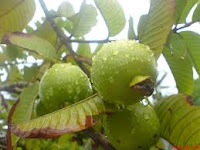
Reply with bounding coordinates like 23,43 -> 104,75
173,21 -> 196,32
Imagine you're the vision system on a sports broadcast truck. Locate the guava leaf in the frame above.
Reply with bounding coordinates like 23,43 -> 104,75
11,95 -> 105,138
175,0 -> 188,23
139,0 -> 175,59
34,20 -> 57,46
128,17 -> 136,40
77,43 -> 92,58
180,31 -> 200,76
178,0 -> 197,23
137,15 -> 148,37
57,1 -> 75,18
11,82 -> 39,146
192,3 -> 200,22
2,32 -> 57,62
155,94 -> 200,147
69,1 -> 97,38
163,34 -> 193,94
94,0 -> 126,37
0,0 -> 35,41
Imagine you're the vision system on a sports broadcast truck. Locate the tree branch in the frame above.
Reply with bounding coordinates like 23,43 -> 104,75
0,82 -> 29,94
69,39 -> 112,44
83,128 -> 116,150
39,0 -> 90,77
173,21 -> 196,32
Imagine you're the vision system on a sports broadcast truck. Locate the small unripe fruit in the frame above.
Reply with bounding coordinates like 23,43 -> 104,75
104,103 -> 160,150
91,40 -> 156,105
39,63 -> 92,113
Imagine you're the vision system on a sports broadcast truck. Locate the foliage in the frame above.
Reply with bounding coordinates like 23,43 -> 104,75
0,0 -> 200,149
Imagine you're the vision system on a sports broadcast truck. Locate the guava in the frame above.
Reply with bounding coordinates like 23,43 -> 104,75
39,63 -> 93,113
103,103 -> 160,150
91,40 -> 157,105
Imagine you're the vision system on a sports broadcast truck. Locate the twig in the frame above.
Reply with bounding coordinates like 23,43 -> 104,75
0,82 -> 29,94
173,21 -> 196,32
0,94 -> 8,110
39,0 -> 89,77
83,128 -> 116,150
69,39 -> 112,44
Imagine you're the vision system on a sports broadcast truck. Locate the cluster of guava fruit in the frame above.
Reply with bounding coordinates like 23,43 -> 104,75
37,40 -> 160,149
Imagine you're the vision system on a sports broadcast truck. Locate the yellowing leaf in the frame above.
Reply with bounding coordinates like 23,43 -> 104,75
94,0 -> 126,37
0,0 -> 35,41
11,95 -> 105,138
155,94 -> 200,147
2,32 -> 57,62
139,0 -> 175,58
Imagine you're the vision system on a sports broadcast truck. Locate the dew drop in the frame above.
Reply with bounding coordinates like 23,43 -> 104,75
113,50 -> 119,56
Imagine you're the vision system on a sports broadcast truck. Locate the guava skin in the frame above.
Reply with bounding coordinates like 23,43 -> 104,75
39,63 -> 93,113
91,40 -> 157,105
103,103 -> 160,150
36,100 -> 49,116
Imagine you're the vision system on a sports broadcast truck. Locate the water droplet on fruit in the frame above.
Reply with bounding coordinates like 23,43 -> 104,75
75,81 -> 79,85
103,57 -> 107,61
125,54 -> 130,58
113,50 -> 119,56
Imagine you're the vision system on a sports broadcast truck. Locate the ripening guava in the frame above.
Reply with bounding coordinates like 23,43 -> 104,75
103,103 -> 160,150
39,63 -> 92,113
91,40 -> 157,105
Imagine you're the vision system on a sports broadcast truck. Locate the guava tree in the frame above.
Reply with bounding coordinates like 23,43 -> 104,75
0,0 -> 200,150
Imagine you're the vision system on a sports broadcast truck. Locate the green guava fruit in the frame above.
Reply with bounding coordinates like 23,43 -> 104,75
39,63 -> 92,113
91,40 -> 157,105
103,103 -> 160,150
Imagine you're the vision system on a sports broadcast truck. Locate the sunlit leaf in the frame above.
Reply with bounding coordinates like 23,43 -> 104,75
94,0 -> 126,37
0,0 -> 35,41
57,1 -> 75,18
2,32 -> 58,62
163,34 -> 193,94
34,20 -> 57,46
69,1 -> 97,38
128,16 -> 136,40
180,31 -> 200,76
11,94 -> 105,138
155,94 -> 200,147
6,66 -> 23,83
139,0 -> 175,58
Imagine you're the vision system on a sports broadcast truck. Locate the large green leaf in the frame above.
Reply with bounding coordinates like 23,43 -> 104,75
34,20 -> 57,46
69,1 -> 97,38
180,31 -> 200,76
0,0 -> 35,41
2,32 -> 57,62
139,0 -> 175,58
163,34 -> 193,94
11,82 -> 39,146
11,95 -> 105,138
94,0 -> 126,37
155,94 -> 200,147
57,1 -> 75,18
178,0 -> 197,23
